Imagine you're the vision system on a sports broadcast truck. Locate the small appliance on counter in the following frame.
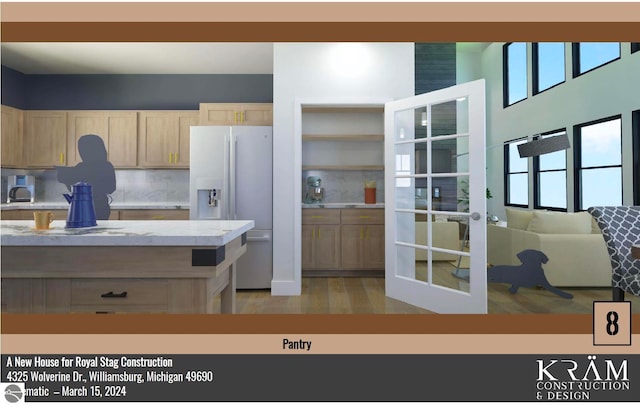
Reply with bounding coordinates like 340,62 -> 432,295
6,175 -> 35,203
63,182 -> 97,228
304,176 -> 324,204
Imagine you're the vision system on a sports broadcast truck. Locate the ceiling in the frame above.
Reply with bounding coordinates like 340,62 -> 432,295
0,43 -> 275,74
0,42 -> 490,75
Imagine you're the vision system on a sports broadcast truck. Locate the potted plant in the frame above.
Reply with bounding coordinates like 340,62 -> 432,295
457,179 -> 492,213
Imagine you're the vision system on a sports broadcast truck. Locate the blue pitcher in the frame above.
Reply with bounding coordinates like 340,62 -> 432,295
63,182 -> 97,228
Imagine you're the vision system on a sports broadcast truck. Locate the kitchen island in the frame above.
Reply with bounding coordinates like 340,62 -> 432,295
0,220 -> 253,314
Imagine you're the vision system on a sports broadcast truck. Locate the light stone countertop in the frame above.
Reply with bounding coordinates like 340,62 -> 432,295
1,202 -> 189,210
302,203 -> 384,209
0,219 -> 253,247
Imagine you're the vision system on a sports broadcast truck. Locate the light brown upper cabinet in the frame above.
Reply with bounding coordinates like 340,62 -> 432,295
23,111 -> 68,168
1,105 -> 23,168
199,103 -> 272,126
67,111 -> 138,168
138,111 -> 199,168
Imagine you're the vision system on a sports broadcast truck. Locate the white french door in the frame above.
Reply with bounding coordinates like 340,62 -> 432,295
384,79 -> 487,313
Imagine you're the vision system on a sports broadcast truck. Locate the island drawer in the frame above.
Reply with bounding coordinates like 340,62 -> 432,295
70,279 -> 169,312
302,209 -> 340,225
340,208 -> 384,224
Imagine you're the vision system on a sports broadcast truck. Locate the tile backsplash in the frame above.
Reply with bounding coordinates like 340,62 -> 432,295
1,168 -> 189,204
2,168 -> 383,205
302,169 -> 384,204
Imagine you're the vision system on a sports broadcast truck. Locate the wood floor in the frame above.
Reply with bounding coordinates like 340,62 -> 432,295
227,262 -> 640,314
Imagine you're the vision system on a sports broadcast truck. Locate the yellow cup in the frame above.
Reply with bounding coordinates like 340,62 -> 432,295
34,211 -> 55,230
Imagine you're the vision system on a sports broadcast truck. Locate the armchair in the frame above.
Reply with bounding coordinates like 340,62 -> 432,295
587,206 -> 640,301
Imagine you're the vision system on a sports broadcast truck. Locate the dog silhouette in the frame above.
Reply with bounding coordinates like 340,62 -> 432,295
487,249 -> 573,299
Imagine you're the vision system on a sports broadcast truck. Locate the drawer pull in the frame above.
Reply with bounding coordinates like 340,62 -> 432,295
359,216 -> 371,219
101,291 -> 128,298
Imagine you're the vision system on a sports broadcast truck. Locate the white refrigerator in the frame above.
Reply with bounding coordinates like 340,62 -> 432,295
189,125 -> 272,289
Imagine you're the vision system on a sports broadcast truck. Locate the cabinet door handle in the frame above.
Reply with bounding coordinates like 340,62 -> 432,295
59,153 -> 64,164
241,111 -> 245,123
174,152 -> 178,163
311,215 -> 323,219
101,291 -> 128,298
168,153 -> 172,163
317,228 -> 321,239
234,111 -> 239,123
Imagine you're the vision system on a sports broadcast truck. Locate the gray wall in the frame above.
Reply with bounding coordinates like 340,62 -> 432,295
415,43 -> 458,209
1,66 -> 28,109
0,66 -> 273,110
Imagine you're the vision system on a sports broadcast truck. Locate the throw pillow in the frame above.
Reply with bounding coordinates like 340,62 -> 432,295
505,207 -> 534,230
527,211 -> 592,234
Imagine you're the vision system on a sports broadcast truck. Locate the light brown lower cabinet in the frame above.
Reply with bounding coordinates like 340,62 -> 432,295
302,208 -> 384,272
118,209 -> 189,220
302,224 -> 341,270
0,209 -> 70,221
340,224 -> 385,270
0,209 -> 189,221
1,277 -> 214,314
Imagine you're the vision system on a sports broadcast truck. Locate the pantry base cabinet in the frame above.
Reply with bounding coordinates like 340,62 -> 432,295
301,224 -> 341,270
302,208 -> 384,273
340,209 -> 385,270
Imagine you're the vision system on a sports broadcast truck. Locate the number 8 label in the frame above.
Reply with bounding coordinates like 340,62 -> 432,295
593,302 -> 631,346
606,311 -> 619,336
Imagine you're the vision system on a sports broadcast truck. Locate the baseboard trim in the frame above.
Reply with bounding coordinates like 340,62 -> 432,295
270,279 -> 301,296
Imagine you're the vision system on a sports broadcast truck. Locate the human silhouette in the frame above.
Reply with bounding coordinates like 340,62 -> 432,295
55,134 -> 116,220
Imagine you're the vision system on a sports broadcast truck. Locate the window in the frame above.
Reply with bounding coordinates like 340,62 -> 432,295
634,110 -> 639,205
632,43 -> 640,54
533,130 -> 567,210
574,116 -> 622,211
533,42 -> 565,94
572,42 -> 620,77
503,42 -> 527,107
504,138 -> 529,207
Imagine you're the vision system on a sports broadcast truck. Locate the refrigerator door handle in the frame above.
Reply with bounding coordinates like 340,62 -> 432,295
229,131 -> 237,220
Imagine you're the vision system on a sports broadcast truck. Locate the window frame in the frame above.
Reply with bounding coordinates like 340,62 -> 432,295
532,42 -> 566,95
533,129 -> 568,211
504,137 -> 529,208
573,115 -> 623,212
572,42 -> 621,78
503,42 -> 528,108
